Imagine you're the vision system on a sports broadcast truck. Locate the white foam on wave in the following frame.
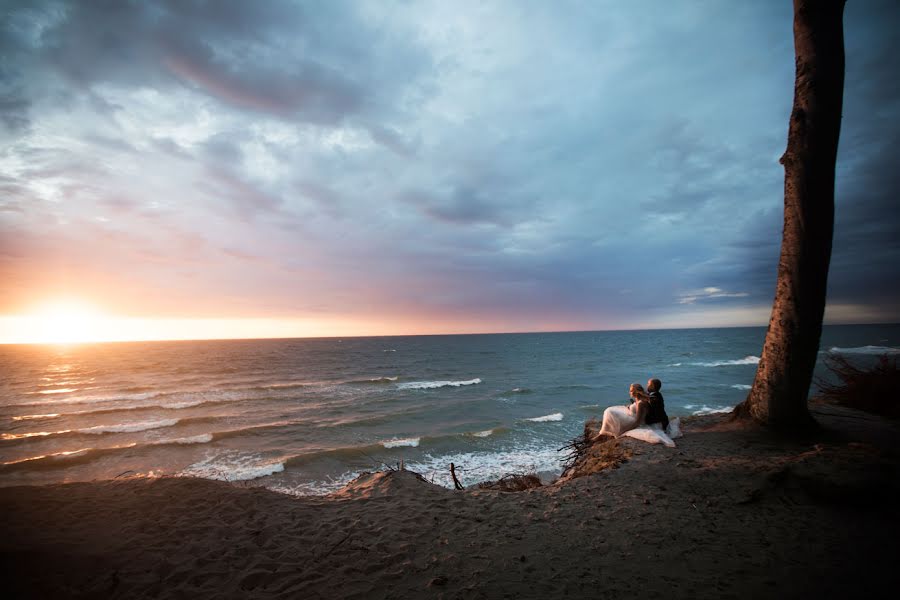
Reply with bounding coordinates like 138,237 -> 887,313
12,413 -> 60,421
397,378 -> 482,390
17,391 -> 159,408
691,405 -> 733,415
2,429 -> 65,440
165,399 -> 207,409
382,437 -> 420,448
828,345 -> 900,355
730,384 -> 752,390
152,433 -> 213,445
181,452 -> 285,481
525,412 -> 563,422
404,446 -> 563,490
471,429 -> 495,437
260,381 -> 310,390
78,418 -> 179,434
266,471 -> 363,497
692,356 -> 760,367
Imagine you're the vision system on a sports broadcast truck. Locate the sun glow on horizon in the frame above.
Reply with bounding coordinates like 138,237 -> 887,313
0,297 -> 888,346
0,300 -> 421,344
28,300 -> 107,345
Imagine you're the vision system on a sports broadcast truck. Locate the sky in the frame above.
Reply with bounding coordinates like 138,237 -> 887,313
1,0 -> 899,343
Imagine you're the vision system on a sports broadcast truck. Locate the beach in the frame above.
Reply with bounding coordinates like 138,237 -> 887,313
4,404 -> 898,599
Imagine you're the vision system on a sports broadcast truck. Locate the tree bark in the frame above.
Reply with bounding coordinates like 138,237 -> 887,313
734,0 -> 846,429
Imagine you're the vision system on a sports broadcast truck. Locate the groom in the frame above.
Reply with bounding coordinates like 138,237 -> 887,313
644,378 -> 669,431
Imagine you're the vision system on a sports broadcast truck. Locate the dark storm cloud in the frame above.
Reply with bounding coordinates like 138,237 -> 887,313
1,0 -> 425,127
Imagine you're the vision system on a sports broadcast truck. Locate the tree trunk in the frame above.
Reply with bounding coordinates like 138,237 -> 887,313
734,0 -> 846,429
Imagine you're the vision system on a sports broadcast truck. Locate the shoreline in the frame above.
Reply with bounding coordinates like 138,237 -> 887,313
4,406 -> 899,599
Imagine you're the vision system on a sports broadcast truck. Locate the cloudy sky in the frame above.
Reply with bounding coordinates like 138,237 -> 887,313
1,0 -> 898,342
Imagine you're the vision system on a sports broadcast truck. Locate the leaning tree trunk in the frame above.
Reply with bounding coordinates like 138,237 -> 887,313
734,0 -> 846,429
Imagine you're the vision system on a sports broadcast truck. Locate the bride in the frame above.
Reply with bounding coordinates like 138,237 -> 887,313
596,383 -> 650,439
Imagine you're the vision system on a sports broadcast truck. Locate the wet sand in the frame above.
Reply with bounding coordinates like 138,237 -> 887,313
3,404 -> 899,599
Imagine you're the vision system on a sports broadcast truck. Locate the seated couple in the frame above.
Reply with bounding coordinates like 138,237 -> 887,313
596,378 -> 670,440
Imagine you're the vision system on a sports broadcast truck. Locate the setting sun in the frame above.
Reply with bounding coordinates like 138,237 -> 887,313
30,300 -> 105,345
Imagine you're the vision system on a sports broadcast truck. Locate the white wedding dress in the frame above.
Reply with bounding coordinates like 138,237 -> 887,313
598,401 -> 683,447
598,402 -> 643,437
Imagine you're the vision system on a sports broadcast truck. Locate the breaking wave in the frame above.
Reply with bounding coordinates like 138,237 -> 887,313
381,437 -> 420,448
397,378 -> 482,390
181,452 -> 285,482
347,376 -> 399,385
525,412 -> 563,422
692,356 -> 760,367
828,345 -> 900,355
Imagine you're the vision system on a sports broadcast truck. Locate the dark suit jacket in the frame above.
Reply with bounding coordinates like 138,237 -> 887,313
645,390 -> 669,429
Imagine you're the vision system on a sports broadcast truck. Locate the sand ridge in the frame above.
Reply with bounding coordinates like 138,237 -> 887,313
2,407 -> 899,599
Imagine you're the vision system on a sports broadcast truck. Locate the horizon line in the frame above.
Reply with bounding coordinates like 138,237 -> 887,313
2,321 -> 897,347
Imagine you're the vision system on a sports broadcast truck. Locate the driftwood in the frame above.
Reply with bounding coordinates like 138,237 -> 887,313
449,462 -> 464,490
557,418 -> 631,481
558,418 -> 603,475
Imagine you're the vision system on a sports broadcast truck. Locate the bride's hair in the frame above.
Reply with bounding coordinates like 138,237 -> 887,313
629,383 -> 647,399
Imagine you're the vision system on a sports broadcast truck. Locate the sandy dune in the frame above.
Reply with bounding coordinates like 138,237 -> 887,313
3,405 -> 899,599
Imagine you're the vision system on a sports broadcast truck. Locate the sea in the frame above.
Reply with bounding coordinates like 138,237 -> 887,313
2,325 -> 898,493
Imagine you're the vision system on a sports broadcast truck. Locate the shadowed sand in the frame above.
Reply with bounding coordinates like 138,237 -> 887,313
3,405 -> 899,599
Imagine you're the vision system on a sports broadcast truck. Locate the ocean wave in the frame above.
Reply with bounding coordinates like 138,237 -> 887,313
0,444 -> 138,472
827,345 -> 900,355
7,383 -> 302,412
6,389 -> 266,418
525,412 -> 563,422
6,401 -> 195,422
151,433 -> 213,445
346,376 -> 399,385
499,387 -> 532,396
257,381 -> 310,390
465,427 -> 509,437
33,388 -> 79,395
691,405 -> 734,415
11,413 -> 61,421
3,415 -> 221,443
397,378 -> 481,390
2,429 -> 69,441
283,445 -> 385,468
402,446 -> 563,490
181,452 -> 285,482
730,384 -> 752,390
209,420 -> 303,441
692,356 -> 760,367
1,433 -> 215,474
78,418 -> 180,435
381,437 -> 420,448
9,391 -> 162,409
266,472 -> 362,497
